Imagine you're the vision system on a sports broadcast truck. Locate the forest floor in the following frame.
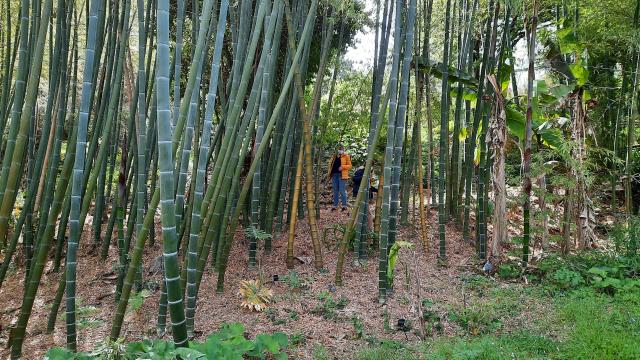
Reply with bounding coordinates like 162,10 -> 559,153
1,195 -> 638,359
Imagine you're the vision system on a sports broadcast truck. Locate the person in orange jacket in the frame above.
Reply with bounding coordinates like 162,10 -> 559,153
327,144 -> 352,211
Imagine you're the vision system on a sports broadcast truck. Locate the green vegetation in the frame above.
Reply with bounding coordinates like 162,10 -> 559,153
353,250 -> 640,360
45,323 -> 288,360
312,290 -> 349,320
0,0 -> 639,357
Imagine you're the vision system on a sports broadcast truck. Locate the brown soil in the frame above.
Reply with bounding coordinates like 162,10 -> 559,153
0,206 -> 480,360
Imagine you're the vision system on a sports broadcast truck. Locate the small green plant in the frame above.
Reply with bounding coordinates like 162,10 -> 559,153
421,300 -> 443,336
312,344 -> 330,360
312,291 -> 349,320
266,307 -> 299,325
538,252 -> 640,295
497,263 -> 521,280
127,289 -> 150,314
461,274 -> 493,295
59,299 -> 103,330
383,308 -> 392,333
289,332 -> 307,347
281,270 -> 307,290
352,315 -> 365,339
551,267 -> 585,289
587,266 -> 640,294
449,305 -> 501,336
245,226 -> 274,242
609,216 -> 640,256
387,241 -> 414,289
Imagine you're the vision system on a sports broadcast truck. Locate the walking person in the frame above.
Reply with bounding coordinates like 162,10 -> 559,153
327,144 -> 352,211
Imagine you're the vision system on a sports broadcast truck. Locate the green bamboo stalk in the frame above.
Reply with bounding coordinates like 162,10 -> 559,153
389,0 -> 417,251
354,0 -> 392,261
523,1 -> 538,264
476,0 -> 499,260
0,0 -> 29,250
438,0 -> 452,261
172,0 -> 185,128
184,0 -> 229,336
10,114 -> 75,359
378,0 -> 402,302
66,0 -> 129,350
251,2 -> 281,266
155,0 -> 188,346
462,0 -> 493,243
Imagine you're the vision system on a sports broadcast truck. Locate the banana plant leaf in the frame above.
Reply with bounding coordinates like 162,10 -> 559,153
506,105 -> 563,149
415,58 -> 478,88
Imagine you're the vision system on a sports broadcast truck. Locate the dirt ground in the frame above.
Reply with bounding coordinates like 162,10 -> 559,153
0,203 -> 481,360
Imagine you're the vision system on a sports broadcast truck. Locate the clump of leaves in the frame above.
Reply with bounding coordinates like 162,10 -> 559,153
289,332 -> 307,347
587,266 -> 640,295
281,270 -> 308,290
352,315 -> 365,339
266,307 -> 299,325
497,263 -> 522,280
239,279 -> 273,312
539,252 -> 640,295
245,226 -> 273,241
312,290 -> 349,320
421,300 -> 443,336
449,305 -> 501,336
127,289 -> 150,314
551,267 -> 585,289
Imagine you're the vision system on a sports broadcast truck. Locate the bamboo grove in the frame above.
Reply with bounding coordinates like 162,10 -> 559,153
0,0 -> 639,356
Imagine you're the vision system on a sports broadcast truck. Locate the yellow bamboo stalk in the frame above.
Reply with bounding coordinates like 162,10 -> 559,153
287,143 -> 305,269
35,99 -> 58,209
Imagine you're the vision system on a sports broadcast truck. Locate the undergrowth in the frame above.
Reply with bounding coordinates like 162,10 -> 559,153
45,322 -> 288,360
358,249 -> 640,360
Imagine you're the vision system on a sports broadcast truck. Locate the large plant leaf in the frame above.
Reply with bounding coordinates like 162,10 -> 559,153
505,106 -> 563,148
417,58 -> 478,88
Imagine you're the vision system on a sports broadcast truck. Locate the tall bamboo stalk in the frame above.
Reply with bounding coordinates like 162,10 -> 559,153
523,0 -> 538,265
438,0 -> 452,261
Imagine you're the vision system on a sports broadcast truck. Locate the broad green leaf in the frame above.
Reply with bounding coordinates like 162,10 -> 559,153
459,127 -> 468,142
557,25 -> 582,54
44,348 -> 76,360
549,84 -> 574,99
174,348 -> 205,359
505,106 -> 563,149
569,64 -> 589,86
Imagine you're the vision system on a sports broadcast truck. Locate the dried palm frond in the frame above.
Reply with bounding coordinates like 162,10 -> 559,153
238,280 -> 273,312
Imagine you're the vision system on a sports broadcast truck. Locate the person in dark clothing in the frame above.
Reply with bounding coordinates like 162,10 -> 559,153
352,166 -> 378,199
352,166 -> 365,197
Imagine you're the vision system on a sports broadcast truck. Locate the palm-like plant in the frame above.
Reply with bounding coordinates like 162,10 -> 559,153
238,280 -> 273,312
